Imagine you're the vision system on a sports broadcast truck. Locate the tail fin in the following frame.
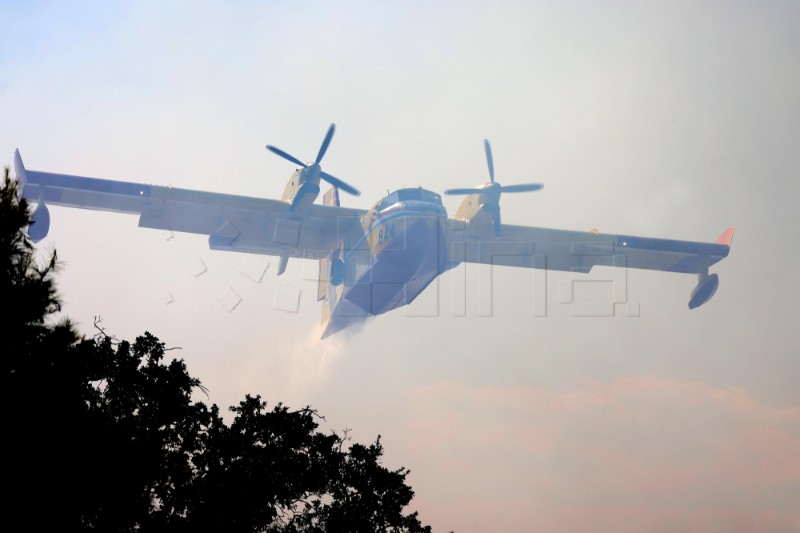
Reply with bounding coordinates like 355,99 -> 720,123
323,185 -> 340,207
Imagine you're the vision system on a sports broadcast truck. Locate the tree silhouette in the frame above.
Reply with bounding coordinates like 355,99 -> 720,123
2,168 -> 433,532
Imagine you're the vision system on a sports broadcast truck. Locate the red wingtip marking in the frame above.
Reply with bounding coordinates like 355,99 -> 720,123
716,226 -> 735,246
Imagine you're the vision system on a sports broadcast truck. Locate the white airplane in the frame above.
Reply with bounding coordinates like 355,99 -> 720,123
14,124 -> 733,337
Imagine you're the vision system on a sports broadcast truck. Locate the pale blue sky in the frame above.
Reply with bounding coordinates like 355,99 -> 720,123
3,2 -> 799,530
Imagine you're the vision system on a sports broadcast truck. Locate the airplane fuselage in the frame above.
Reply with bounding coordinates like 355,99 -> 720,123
322,188 -> 449,337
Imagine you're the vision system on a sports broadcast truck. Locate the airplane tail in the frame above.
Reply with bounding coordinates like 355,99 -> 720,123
318,185 -> 347,336
322,185 -> 340,209
317,186 -> 341,302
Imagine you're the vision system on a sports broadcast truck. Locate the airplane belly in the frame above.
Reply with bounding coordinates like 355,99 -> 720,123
342,214 -> 444,316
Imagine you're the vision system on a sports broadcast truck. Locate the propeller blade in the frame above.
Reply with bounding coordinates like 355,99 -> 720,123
500,183 -> 544,193
321,171 -> 360,196
316,123 -> 336,164
484,139 -> 495,183
444,187 -> 484,195
266,145 -> 307,168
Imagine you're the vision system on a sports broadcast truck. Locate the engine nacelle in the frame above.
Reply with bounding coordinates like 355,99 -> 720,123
689,273 -> 719,309
28,203 -> 50,242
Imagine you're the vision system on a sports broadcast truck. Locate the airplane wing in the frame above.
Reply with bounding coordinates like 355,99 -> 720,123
15,150 -> 366,260
446,220 -> 733,275
445,218 -> 734,308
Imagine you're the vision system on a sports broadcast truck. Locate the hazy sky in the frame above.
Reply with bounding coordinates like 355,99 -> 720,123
2,1 -> 799,531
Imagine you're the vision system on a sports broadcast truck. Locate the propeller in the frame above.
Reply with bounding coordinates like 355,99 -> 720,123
444,139 -> 543,236
266,123 -> 360,196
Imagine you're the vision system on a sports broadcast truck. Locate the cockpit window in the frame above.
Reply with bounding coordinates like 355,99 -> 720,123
397,189 -> 420,201
377,189 -> 442,211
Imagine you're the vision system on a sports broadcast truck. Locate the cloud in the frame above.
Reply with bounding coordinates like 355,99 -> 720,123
404,376 -> 800,532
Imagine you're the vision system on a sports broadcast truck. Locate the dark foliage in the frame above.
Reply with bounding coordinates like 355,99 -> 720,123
1,168 -> 432,532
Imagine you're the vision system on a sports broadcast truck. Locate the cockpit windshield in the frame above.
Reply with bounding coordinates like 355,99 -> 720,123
376,188 -> 442,211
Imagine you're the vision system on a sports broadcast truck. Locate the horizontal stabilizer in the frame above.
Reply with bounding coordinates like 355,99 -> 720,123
716,226 -> 735,247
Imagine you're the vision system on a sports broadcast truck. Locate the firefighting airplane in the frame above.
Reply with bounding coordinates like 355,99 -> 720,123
14,124 -> 734,338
